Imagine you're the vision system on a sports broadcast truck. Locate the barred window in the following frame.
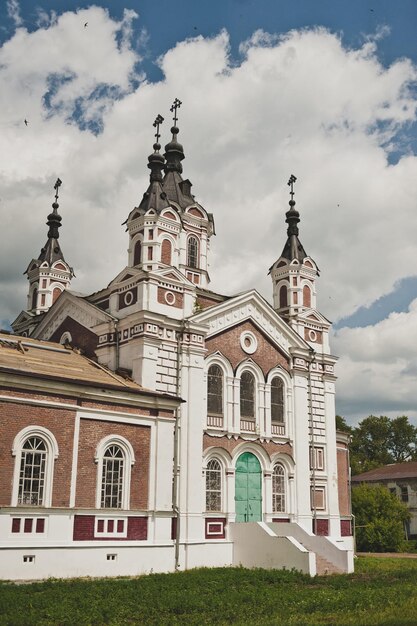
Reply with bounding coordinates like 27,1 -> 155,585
272,463 -> 285,513
271,377 -> 284,423
240,371 -> 255,418
207,365 -> 223,415
101,445 -> 125,509
206,459 -> 222,511
187,236 -> 199,268
18,437 -> 47,506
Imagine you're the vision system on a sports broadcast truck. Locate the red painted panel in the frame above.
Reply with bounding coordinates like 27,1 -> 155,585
117,519 -> 124,533
171,516 -> 177,540
97,519 -> 104,533
107,519 -> 114,533
340,519 -> 352,536
205,517 -> 226,539
314,519 -> 329,536
272,518 -> 290,523
36,518 -> 45,533
24,518 -> 33,533
73,515 -> 95,540
11,518 -> 21,533
127,517 -> 148,540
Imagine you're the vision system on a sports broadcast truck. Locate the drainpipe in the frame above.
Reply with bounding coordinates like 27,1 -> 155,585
114,320 -> 120,372
172,321 -> 185,571
308,348 -> 317,533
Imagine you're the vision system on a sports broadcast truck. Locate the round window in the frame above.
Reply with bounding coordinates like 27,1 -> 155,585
240,331 -> 258,354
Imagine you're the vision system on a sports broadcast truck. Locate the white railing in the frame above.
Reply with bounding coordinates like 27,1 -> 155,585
240,419 -> 256,432
207,415 -> 224,428
271,423 -> 285,436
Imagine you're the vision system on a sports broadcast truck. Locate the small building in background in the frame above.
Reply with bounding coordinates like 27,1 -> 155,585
352,462 -> 417,538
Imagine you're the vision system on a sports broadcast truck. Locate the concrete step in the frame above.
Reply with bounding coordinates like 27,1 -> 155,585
315,554 -> 343,575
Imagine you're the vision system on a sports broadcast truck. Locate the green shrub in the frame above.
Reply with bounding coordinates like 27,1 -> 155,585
352,483 -> 410,552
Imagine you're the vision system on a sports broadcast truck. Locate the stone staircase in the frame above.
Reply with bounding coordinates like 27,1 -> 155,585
315,553 -> 343,575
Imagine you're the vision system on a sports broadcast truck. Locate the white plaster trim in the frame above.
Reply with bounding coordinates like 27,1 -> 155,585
69,414 -> 80,507
94,435 -> 135,510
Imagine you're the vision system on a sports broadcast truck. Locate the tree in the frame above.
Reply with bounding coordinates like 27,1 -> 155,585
335,414 -> 352,434
352,483 -> 410,552
389,416 -> 417,462
349,415 -> 417,475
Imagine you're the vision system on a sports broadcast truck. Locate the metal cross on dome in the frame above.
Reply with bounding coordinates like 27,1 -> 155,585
170,98 -> 182,125
54,178 -> 62,203
287,174 -> 297,202
153,114 -> 164,144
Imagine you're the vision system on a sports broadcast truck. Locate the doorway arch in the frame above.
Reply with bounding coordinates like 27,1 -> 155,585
235,452 -> 262,522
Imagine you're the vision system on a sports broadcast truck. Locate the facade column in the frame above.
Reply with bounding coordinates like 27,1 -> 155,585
324,377 -> 340,536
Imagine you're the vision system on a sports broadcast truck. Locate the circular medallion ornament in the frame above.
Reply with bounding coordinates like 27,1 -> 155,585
124,291 -> 134,306
165,291 -> 176,305
308,329 -> 317,342
240,331 -> 258,354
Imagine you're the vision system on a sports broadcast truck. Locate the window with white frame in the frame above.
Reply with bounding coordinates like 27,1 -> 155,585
206,459 -> 222,512
240,371 -> 255,419
96,436 -> 134,510
207,365 -> 223,415
309,446 -> 325,471
101,445 -> 125,509
272,463 -> 286,513
18,437 -> 47,506
12,427 -> 58,508
271,377 -> 284,423
187,236 -> 199,268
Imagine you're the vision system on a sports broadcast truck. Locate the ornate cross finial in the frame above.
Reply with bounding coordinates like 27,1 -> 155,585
53,178 -> 62,204
287,174 -> 297,204
153,114 -> 164,144
170,98 -> 182,125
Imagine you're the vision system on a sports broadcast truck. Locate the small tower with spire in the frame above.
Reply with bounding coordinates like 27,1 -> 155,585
124,100 -> 214,288
269,176 -> 331,351
24,179 -> 73,316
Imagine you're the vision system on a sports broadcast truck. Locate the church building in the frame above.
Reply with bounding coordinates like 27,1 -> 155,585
3,100 -> 353,579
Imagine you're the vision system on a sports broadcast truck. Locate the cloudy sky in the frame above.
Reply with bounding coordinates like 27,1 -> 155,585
1,0 -> 417,425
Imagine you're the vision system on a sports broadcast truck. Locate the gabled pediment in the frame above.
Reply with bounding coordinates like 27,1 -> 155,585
298,308 -> 331,327
192,289 -> 310,355
107,267 -> 145,288
151,266 -> 195,287
32,290 -> 113,341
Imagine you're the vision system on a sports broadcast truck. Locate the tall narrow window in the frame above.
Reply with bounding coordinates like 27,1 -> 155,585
271,377 -> 284,423
279,285 -> 287,308
101,445 -> 125,508
303,285 -> 311,307
52,287 -> 62,304
272,463 -> 285,513
133,240 -> 142,266
206,459 -> 222,511
187,236 -> 199,268
31,288 -> 38,310
18,437 -> 47,505
207,365 -> 223,415
240,371 -> 255,419
161,239 -> 172,265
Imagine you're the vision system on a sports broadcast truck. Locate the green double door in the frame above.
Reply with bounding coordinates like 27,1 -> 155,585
235,452 -> 262,522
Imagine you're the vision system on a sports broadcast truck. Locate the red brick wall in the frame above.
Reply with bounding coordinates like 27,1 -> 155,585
196,295 -> 221,310
337,446 -> 350,516
203,434 -> 293,460
205,321 -> 289,376
0,401 -> 75,507
73,515 -> 148,540
157,287 -> 183,309
75,420 -> 151,509
314,518 -> 329,536
49,317 -> 99,358
340,519 -> 352,536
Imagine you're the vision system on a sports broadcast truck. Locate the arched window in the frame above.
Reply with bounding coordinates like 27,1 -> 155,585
272,463 -> 286,513
206,459 -> 222,511
101,445 -> 125,509
207,364 -> 223,415
52,287 -> 62,304
18,437 -> 47,505
303,285 -> 311,307
240,371 -> 255,419
279,285 -> 287,308
161,239 -> 172,265
31,287 -> 38,310
271,377 -> 284,423
187,236 -> 199,268
133,240 -> 142,266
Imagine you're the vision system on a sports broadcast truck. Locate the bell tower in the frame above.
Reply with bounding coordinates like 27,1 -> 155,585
269,176 -> 330,352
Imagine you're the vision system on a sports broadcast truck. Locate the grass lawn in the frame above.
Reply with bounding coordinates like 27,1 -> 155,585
1,557 -> 417,625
